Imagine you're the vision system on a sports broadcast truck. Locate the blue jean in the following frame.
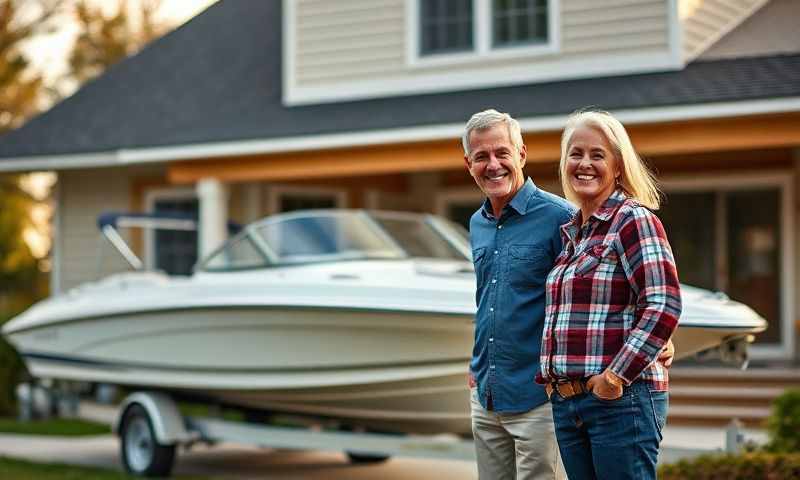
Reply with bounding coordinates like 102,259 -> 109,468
549,381 -> 668,480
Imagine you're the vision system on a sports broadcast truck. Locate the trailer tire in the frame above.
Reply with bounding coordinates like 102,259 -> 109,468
120,404 -> 176,477
346,452 -> 391,464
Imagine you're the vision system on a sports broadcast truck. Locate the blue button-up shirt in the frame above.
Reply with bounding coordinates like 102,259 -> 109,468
469,178 -> 575,413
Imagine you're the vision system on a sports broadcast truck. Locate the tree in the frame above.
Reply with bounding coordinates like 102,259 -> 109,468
68,0 -> 167,85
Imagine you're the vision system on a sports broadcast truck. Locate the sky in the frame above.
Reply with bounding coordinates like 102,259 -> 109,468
24,0 -> 218,82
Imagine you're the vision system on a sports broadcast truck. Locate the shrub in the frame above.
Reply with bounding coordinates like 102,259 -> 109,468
0,312 -> 25,416
765,388 -> 800,453
659,452 -> 800,479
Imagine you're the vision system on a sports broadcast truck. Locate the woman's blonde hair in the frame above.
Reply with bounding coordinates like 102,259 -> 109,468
559,109 -> 661,210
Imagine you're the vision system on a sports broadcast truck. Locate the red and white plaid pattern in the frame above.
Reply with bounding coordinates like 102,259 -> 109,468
537,189 -> 681,391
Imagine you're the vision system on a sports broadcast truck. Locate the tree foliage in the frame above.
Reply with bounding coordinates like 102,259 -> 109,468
68,0 -> 166,85
0,0 -> 173,414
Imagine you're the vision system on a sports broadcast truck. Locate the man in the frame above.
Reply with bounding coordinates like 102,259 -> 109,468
463,109 -> 573,480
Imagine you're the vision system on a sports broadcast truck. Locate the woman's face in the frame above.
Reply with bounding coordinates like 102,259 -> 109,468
565,125 -> 620,208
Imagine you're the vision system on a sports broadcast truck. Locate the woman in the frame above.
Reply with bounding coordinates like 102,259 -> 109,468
536,110 -> 682,479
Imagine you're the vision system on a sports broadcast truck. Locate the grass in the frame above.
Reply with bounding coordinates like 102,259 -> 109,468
0,416 -> 110,436
0,456 -> 209,479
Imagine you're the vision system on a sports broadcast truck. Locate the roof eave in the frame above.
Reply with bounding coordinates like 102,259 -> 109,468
2,96 -> 800,173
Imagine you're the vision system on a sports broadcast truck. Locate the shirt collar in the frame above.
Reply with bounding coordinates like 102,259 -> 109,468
561,188 -> 628,241
481,178 -> 537,219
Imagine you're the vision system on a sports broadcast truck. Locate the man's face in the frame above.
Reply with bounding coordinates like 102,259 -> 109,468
464,124 -> 526,203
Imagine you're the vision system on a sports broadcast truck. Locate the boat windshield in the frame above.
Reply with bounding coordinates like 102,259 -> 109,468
200,211 -> 471,271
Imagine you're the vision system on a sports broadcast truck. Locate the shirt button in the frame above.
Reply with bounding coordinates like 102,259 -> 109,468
497,225 -> 503,229
491,278 -> 497,284
490,365 -> 496,369
494,250 -> 498,255
489,337 -> 494,342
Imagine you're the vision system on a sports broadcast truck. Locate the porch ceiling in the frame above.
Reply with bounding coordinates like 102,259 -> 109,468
167,113 -> 800,184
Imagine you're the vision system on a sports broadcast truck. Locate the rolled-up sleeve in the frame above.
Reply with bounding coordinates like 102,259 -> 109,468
608,207 -> 682,384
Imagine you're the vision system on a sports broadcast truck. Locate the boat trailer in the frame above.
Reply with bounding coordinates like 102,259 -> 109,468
112,391 -> 476,477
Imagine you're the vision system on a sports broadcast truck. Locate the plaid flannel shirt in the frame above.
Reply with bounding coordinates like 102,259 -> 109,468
537,189 -> 682,391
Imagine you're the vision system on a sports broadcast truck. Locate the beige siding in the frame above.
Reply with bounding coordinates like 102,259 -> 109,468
58,169 -> 135,292
699,0 -> 800,60
293,0 -> 671,88
295,0 -> 406,84
680,0 -> 767,60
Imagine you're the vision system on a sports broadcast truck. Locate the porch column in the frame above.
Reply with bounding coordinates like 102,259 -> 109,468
196,178 -> 229,259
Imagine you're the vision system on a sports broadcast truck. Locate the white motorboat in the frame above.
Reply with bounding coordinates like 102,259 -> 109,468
1,210 -> 766,435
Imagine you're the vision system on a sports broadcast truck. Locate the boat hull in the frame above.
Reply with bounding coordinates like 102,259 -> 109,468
8,306 -> 475,434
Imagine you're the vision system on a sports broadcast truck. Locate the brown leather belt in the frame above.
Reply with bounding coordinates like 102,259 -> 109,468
545,379 -> 589,399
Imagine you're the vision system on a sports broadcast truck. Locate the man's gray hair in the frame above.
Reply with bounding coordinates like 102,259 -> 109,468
462,109 -> 524,155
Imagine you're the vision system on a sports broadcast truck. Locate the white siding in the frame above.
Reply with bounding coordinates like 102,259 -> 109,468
286,0 -> 677,104
58,169 -> 134,292
699,0 -> 800,60
680,0 -> 768,61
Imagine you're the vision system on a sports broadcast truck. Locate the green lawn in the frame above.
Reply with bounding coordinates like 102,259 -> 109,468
0,456 -> 208,480
0,416 -> 110,436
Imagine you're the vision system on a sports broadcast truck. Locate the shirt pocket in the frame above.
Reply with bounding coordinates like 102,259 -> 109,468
574,242 -> 619,278
508,244 -> 548,289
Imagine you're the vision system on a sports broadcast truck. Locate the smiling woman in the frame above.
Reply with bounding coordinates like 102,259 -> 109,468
539,109 -> 681,480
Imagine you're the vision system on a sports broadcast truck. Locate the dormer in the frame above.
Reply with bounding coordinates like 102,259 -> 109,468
283,0 -> 771,106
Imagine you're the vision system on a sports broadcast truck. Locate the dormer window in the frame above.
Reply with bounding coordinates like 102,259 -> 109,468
492,0 -> 549,48
413,0 -> 557,63
420,0 -> 474,55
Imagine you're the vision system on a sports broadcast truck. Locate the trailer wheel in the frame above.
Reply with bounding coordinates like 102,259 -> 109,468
346,452 -> 390,464
120,404 -> 176,477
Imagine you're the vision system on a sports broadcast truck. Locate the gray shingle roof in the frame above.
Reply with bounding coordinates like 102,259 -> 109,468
1,0 -> 799,160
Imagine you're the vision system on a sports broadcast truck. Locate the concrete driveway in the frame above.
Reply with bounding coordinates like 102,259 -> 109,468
0,433 -> 478,479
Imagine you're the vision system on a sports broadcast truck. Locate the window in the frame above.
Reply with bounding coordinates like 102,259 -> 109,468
492,0 -> 549,48
267,186 -> 348,214
415,0 -> 556,61
420,0 -> 474,55
658,176 -> 793,359
152,197 -> 198,276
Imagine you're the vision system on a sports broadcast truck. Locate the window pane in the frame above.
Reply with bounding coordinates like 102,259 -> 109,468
492,0 -> 548,47
419,0 -> 473,56
726,189 -> 782,345
279,193 -> 337,213
154,198 -> 198,276
658,192 -> 717,291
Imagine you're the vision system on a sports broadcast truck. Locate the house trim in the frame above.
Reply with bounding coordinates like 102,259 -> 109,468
285,49 -> 676,106
661,170 -> 796,360
3,97 -> 800,173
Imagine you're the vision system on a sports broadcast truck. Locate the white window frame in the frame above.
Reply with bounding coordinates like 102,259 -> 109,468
144,187 -> 198,271
407,0 -> 560,68
267,185 -> 348,214
661,171 -> 795,360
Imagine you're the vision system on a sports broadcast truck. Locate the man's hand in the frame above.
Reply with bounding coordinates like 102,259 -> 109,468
586,370 -> 624,401
658,339 -> 675,368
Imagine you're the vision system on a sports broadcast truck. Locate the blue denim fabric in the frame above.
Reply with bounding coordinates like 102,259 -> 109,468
469,178 -> 575,413
550,381 -> 668,480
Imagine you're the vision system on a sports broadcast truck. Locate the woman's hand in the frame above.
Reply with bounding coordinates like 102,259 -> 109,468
587,369 -> 624,400
658,339 -> 675,368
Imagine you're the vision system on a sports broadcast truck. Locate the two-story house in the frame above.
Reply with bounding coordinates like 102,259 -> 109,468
1,0 -> 799,424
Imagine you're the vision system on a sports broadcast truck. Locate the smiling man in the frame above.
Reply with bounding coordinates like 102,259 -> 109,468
463,109 -> 573,480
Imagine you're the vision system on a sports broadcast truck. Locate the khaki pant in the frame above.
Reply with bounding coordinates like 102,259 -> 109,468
471,388 -> 565,480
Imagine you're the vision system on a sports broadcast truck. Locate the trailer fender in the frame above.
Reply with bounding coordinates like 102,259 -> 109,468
114,392 -> 191,445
